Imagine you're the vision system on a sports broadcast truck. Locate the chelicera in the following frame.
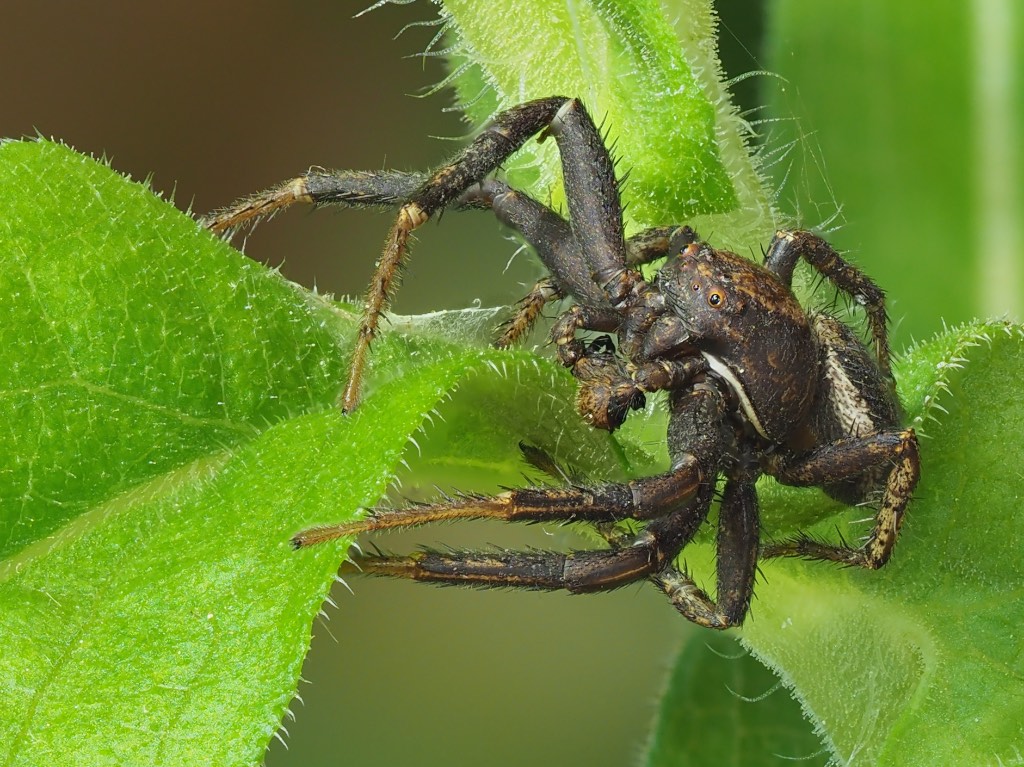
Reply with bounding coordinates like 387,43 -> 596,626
206,96 -> 920,628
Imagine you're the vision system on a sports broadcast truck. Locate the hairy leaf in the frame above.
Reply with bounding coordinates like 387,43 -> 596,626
0,139 -> 620,766
437,0 -> 776,251
5,1 -> 1019,765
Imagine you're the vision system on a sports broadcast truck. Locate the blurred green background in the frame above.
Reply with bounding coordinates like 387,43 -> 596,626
3,1 -> 1019,765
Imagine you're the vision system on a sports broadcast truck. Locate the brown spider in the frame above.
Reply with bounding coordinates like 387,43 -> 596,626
206,97 -> 920,628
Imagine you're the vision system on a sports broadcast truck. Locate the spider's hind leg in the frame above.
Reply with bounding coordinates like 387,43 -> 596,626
761,427 -> 920,568
764,229 -> 892,379
294,455 -> 704,547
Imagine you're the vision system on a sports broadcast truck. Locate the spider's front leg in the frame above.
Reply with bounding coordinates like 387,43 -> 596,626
299,459 -> 706,593
210,97 -> 649,412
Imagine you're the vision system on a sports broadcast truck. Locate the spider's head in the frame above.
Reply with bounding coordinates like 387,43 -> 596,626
655,241 -> 818,441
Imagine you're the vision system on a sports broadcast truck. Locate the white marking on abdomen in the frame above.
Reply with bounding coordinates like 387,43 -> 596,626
823,347 -> 876,437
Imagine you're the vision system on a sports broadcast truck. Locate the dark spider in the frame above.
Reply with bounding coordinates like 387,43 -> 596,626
205,97 -> 920,629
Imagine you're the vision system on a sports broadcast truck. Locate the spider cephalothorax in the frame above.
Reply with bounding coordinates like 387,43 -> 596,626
206,96 -> 920,628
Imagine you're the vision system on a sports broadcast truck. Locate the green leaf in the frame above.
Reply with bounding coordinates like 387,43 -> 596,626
763,1 -> 1024,346
646,633 -> 827,766
7,2 -> 1021,765
737,320 -> 1024,767
0,139 -> 621,766
437,0 -> 776,250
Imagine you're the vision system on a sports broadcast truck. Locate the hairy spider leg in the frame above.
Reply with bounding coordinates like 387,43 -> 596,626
296,462 -> 710,593
205,171 -> 689,351
493,277 -> 562,348
761,427 -> 920,568
335,98 -> 605,413
764,229 -> 893,379
202,169 -> 425,231
625,225 -> 698,268
206,97 -> 692,412
458,178 -> 583,348
208,98 -> 567,410
652,471 -> 760,629
342,490 -> 709,594
461,183 -> 695,350
293,453 -> 702,547
479,396 -> 759,630
294,384 -> 734,606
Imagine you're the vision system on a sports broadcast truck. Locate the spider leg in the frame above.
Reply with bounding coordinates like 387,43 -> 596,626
473,182 -> 696,348
460,178 -> 591,349
459,166 -> 684,433
300,385 -> 731,618
625,224 -> 698,267
205,172 -> 682,350
646,385 -> 761,629
202,169 -> 427,233
632,356 -> 708,394
493,277 -> 563,348
209,97 -> 648,412
292,456 -> 702,547
764,229 -> 892,379
341,477 -> 715,594
465,185 -> 697,347
652,474 -> 760,629
462,179 -> 607,307
549,304 -> 625,367
762,428 -> 920,568
205,169 -> 573,349
338,98 -> 593,412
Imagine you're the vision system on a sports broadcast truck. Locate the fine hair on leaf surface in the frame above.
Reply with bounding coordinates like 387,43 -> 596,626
2,1 -> 1021,766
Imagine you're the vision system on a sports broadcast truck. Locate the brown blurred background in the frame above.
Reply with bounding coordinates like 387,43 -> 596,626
1,2 -> 766,766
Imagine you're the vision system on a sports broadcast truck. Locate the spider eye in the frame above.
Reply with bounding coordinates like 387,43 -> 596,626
707,290 -> 725,308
